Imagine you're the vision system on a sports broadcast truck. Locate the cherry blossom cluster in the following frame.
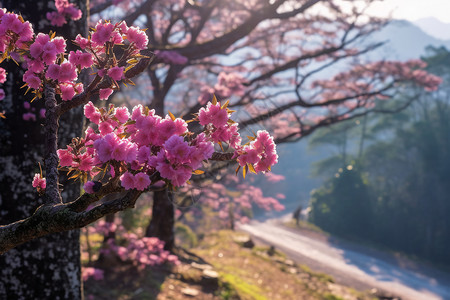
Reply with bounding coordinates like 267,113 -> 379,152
237,130 -> 278,173
32,173 -> 46,194
90,220 -> 179,270
310,60 -> 443,103
102,234 -> 179,269
52,98 -> 278,194
198,100 -> 242,148
0,8 -> 149,103
46,0 -> 82,27
0,9 -> 34,53
181,172 -> 285,227
58,101 -> 217,190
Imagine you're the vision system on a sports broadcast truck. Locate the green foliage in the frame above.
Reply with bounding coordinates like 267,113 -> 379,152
309,166 -> 372,238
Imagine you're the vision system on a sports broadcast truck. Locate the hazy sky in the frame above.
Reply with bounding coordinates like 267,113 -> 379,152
365,0 -> 450,23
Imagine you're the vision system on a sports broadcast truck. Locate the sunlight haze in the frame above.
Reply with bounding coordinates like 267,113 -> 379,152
366,0 -> 450,23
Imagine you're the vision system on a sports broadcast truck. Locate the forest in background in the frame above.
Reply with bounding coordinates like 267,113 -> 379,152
309,46 -> 450,267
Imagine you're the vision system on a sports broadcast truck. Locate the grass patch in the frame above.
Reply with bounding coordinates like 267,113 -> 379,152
221,273 -> 267,300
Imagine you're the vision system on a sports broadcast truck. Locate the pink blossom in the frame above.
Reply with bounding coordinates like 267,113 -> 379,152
137,146 -> 150,164
98,121 -> 114,135
114,106 -> 130,123
0,67 -> 6,83
57,149 -> 73,167
32,173 -> 46,190
75,34 -> 89,49
84,102 -> 101,124
23,71 -> 41,89
0,89 -> 4,100
60,84 -> 75,101
47,12 -> 66,27
46,64 -> 61,81
126,26 -> 148,49
134,172 -> 151,191
107,66 -> 124,81
92,21 -> 114,45
30,42 -> 43,58
52,37 -> 66,53
42,51 -> 57,65
58,62 -> 77,82
99,88 -> 113,100
198,101 -> 229,128
120,172 -> 135,190
78,152 -> 94,171
164,135 -> 192,164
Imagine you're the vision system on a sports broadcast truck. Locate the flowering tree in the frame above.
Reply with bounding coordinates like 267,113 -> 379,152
0,0 -> 442,298
82,0 -> 441,250
0,3 -> 278,297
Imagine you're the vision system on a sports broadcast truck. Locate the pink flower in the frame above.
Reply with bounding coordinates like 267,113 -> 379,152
79,53 -> 93,69
29,41 -> 43,58
126,26 -> 148,49
82,267 -> 104,281
99,88 -> 113,100
92,21 -> 114,45
78,152 -> 94,171
58,62 -> 77,82
60,84 -> 75,101
57,149 -> 73,167
137,146 -> 150,164
52,37 -> 66,53
114,106 -> 129,123
120,172 -> 135,190
98,121 -> 114,135
0,67 -> 6,83
107,66 -> 124,81
84,101 -> 101,124
134,172 -> 151,191
32,173 -> 46,190
164,135 -> 192,164
23,71 -> 41,89
46,64 -> 61,81
198,101 -> 229,128
75,34 -> 89,49
0,89 -> 4,101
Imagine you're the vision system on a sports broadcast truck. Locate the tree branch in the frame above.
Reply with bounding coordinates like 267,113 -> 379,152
44,85 -> 62,204
0,189 -> 142,255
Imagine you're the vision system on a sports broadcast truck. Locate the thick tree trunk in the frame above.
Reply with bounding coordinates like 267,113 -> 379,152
145,190 -> 175,251
0,1 -> 87,299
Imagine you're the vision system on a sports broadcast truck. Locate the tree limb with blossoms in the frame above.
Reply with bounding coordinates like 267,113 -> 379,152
0,9 -> 277,254
76,0 -> 443,249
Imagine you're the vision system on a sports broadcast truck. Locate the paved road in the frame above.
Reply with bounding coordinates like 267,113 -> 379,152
239,219 -> 450,300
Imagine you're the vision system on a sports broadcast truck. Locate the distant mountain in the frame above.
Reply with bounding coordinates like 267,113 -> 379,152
413,17 -> 450,41
369,20 -> 450,60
